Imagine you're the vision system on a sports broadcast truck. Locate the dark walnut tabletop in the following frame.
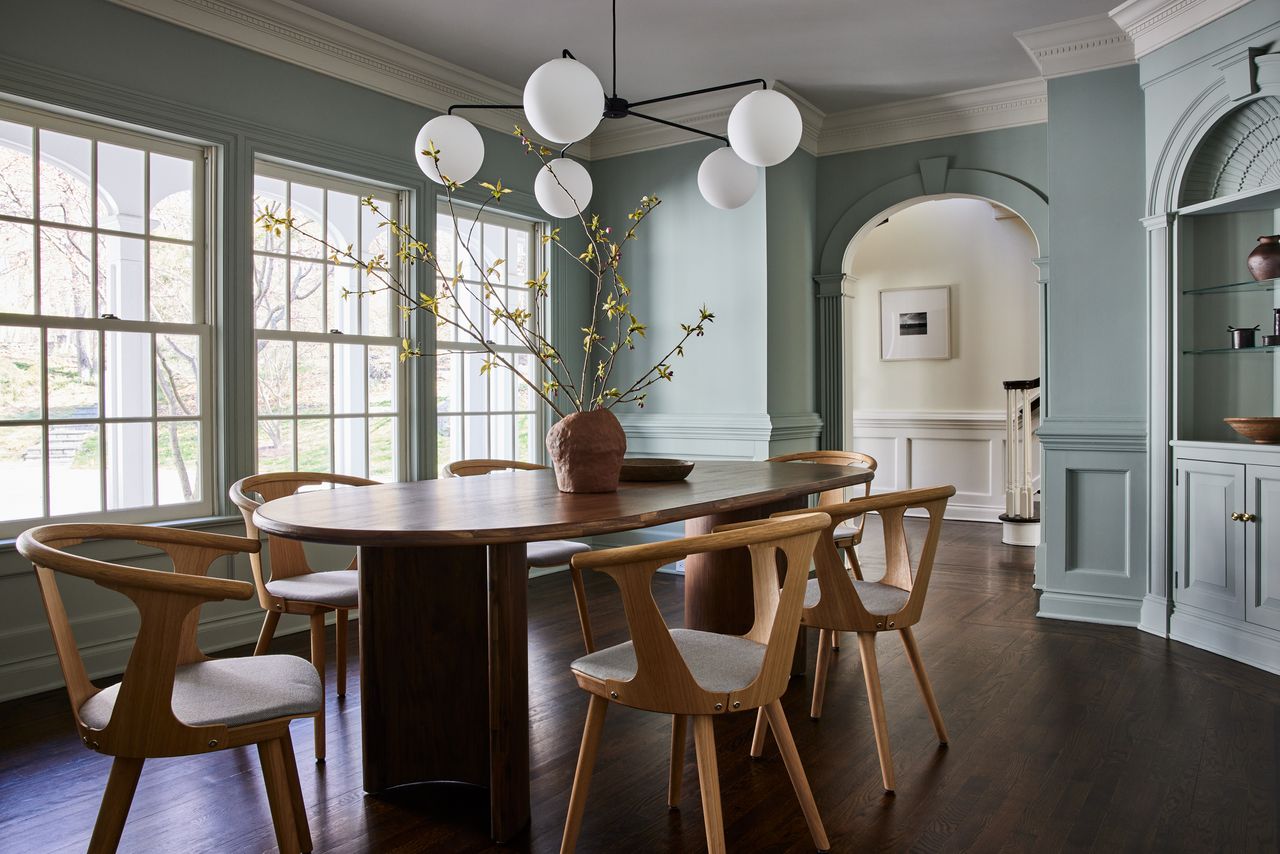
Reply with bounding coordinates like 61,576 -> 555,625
252,460 -> 872,547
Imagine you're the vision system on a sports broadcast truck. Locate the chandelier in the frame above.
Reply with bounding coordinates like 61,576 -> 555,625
412,0 -> 802,214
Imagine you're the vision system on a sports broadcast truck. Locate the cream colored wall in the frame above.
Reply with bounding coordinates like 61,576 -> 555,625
845,197 -> 1039,412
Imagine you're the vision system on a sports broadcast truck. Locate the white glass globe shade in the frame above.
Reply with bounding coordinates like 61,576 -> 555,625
697,147 -> 759,210
534,158 -> 593,219
727,89 -> 802,167
414,115 -> 484,185
523,58 -> 605,144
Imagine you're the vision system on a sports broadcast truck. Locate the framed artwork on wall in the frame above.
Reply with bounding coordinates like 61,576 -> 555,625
880,285 -> 951,360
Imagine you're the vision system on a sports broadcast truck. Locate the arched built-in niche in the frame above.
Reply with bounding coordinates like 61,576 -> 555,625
813,157 -> 1048,448
1180,95 -> 1280,205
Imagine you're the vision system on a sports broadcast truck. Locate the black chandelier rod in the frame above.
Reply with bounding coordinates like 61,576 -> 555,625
627,78 -> 767,110
625,109 -> 728,145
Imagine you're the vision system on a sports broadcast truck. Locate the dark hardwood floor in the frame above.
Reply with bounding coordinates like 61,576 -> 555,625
2,519 -> 1278,853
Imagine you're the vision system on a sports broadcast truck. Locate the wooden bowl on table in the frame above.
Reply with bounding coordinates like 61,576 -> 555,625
1224,417 -> 1280,443
619,458 -> 695,482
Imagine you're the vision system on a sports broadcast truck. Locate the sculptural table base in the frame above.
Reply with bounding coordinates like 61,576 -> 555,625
358,542 -> 529,843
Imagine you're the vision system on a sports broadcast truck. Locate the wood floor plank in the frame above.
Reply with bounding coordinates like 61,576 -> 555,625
2,518 -> 1278,852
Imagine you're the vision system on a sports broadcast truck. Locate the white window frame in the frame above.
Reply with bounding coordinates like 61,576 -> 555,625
0,101 -> 213,538
434,202 -> 546,469
251,160 -> 410,480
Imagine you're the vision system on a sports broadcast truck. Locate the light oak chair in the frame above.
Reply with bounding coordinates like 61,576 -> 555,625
442,458 -> 596,652
230,472 -> 379,761
750,485 -> 955,793
560,511 -> 833,854
768,450 -> 878,651
18,524 -> 320,854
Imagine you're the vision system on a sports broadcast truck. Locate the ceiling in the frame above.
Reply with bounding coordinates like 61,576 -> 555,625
288,0 -> 1117,113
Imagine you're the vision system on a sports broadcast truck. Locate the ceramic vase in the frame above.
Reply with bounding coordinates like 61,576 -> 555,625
544,408 -> 627,493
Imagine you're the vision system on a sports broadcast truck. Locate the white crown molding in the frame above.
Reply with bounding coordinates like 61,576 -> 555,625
1014,14 -> 1135,78
817,78 -> 1048,156
109,0 -> 536,142
1109,0 -> 1255,59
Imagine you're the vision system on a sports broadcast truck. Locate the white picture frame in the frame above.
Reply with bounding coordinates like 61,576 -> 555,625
880,286 -> 951,361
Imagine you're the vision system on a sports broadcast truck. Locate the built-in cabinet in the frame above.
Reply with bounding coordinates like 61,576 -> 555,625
1173,453 -> 1280,633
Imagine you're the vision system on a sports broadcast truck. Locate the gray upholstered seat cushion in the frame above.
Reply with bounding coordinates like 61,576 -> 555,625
527,539 -> 591,568
266,570 -> 359,607
571,628 -> 766,694
805,576 -> 910,616
832,519 -> 862,544
79,655 -> 322,730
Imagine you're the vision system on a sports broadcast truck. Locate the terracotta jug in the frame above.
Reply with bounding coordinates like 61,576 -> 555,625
544,408 -> 627,493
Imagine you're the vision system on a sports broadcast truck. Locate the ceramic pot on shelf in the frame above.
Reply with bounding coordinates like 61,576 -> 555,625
1247,235 -> 1280,282
544,407 -> 627,493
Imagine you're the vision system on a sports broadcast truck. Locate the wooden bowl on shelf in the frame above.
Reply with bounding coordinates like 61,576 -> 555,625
1224,417 -> 1280,443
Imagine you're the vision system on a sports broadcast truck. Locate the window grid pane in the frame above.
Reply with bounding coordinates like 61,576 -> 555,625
0,104 -> 209,534
252,165 -> 406,480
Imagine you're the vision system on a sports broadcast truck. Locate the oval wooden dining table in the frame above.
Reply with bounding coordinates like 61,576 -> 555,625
253,459 -> 870,842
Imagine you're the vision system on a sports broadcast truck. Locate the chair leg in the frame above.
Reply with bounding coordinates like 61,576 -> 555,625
668,714 -> 687,809
88,756 -> 144,854
258,737 -> 302,854
844,545 -> 864,581
255,610 -> 281,656
900,627 -> 949,745
856,632 -> 894,792
309,613 -> 326,763
831,631 -> 840,651
692,716 -> 726,854
811,629 -> 832,719
560,694 -> 608,854
569,566 -> 595,653
278,729 -> 314,853
763,700 -> 830,853
335,608 -> 348,699
749,707 -> 769,758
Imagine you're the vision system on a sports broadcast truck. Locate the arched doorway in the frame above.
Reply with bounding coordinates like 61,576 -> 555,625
838,195 -> 1041,523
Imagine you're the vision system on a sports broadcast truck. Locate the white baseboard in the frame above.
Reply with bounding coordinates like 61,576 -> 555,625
1138,595 -> 1168,637
1170,606 -> 1280,676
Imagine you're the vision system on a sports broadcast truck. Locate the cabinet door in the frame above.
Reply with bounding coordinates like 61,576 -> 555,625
1173,459 -> 1245,619
1246,463 -> 1280,631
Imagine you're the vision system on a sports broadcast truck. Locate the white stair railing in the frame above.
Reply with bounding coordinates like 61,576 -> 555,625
1002,378 -> 1040,522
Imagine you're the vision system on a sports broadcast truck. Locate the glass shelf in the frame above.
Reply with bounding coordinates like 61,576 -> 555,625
1183,276 -> 1278,296
1183,344 -> 1280,355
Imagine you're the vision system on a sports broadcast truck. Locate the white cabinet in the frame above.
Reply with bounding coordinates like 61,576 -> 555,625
1175,456 -> 1280,633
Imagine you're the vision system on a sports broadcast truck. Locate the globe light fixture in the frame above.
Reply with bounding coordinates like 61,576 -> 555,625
534,158 -> 594,219
727,89 -> 803,167
413,115 -> 485,185
523,58 -> 606,144
697,147 -> 758,210
434,0 -> 801,215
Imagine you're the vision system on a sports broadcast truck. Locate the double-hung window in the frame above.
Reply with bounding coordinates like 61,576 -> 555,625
251,163 -> 407,480
0,103 -> 210,537
433,207 -> 543,470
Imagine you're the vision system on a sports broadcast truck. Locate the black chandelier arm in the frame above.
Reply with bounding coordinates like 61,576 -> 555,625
626,78 -> 767,110
625,110 -> 728,145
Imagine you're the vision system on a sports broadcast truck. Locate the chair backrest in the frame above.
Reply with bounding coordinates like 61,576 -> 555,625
768,450 -> 877,508
571,511 -> 830,715
17,524 -> 258,757
229,472 -> 378,606
782,485 -> 954,632
441,458 -> 547,478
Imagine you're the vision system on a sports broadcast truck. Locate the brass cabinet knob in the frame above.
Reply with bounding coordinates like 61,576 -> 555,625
1242,513 -> 1257,523
1231,512 -> 1244,521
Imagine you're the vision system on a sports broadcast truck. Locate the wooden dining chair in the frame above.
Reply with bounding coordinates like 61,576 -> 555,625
768,450 -> 878,651
230,472 -> 378,761
442,458 -> 596,652
560,511 -> 833,854
18,524 -> 321,854
750,485 -> 955,793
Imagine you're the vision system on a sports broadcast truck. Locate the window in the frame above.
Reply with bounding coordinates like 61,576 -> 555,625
434,207 -> 543,470
252,163 -> 406,480
0,103 -> 210,536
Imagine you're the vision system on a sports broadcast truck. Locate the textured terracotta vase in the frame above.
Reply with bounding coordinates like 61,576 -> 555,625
544,408 -> 627,493
1247,235 -> 1280,282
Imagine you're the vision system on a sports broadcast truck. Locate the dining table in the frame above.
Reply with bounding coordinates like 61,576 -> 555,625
252,459 -> 871,842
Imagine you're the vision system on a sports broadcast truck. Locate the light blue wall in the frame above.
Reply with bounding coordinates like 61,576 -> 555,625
589,143 -> 770,417
765,151 -> 819,420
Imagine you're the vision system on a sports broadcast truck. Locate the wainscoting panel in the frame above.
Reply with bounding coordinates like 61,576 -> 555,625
848,410 -> 1033,523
